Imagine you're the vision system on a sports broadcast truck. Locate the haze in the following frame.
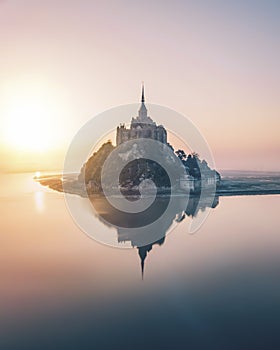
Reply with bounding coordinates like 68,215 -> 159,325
0,0 -> 279,172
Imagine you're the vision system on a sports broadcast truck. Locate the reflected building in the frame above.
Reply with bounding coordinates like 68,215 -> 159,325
134,195 -> 219,278
92,194 -> 220,279
88,85 -> 221,278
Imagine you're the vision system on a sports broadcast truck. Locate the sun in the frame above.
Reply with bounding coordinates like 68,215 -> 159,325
4,96 -> 51,151
3,86 -> 59,152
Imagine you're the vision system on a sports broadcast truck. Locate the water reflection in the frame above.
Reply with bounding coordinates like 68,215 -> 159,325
34,190 -> 45,213
91,195 -> 219,278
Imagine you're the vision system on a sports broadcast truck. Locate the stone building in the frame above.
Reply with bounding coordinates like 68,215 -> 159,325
116,85 -> 167,146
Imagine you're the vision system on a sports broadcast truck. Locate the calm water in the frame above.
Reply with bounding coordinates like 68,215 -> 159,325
0,173 -> 280,350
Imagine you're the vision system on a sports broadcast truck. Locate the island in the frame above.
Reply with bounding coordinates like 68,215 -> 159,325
37,87 -> 280,198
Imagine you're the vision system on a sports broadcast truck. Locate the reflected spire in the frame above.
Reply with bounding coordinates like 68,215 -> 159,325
138,246 -> 148,280
141,257 -> 145,280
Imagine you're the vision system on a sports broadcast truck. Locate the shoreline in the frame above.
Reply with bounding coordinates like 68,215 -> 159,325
36,175 -> 280,198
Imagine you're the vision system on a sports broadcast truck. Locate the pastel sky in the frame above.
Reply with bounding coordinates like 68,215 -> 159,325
0,0 -> 279,171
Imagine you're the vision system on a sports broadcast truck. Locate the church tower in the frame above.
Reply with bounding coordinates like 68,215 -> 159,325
116,84 -> 167,145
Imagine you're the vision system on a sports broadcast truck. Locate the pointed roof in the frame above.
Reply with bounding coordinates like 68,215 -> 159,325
137,83 -> 154,124
141,82 -> 145,103
138,83 -> 148,119
130,83 -> 155,125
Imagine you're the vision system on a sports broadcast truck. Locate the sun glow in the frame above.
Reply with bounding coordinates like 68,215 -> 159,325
2,82 -> 63,152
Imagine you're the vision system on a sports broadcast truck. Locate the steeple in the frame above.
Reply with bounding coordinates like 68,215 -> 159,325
141,82 -> 145,103
138,82 -> 148,120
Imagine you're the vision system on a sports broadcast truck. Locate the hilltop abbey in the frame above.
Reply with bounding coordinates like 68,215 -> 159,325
80,84 -> 220,194
116,85 -> 167,146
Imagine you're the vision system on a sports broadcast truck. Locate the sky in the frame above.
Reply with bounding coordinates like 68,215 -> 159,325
0,0 -> 279,172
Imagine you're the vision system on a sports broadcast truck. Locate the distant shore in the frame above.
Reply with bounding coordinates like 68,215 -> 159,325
35,174 -> 280,198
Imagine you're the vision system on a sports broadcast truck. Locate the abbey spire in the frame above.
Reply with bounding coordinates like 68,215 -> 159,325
116,84 -> 167,145
138,82 -> 148,120
141,82 -> 145,103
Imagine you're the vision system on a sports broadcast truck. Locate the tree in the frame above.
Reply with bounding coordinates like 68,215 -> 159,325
175,149 -> 187,161
191,151 -> 199,158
